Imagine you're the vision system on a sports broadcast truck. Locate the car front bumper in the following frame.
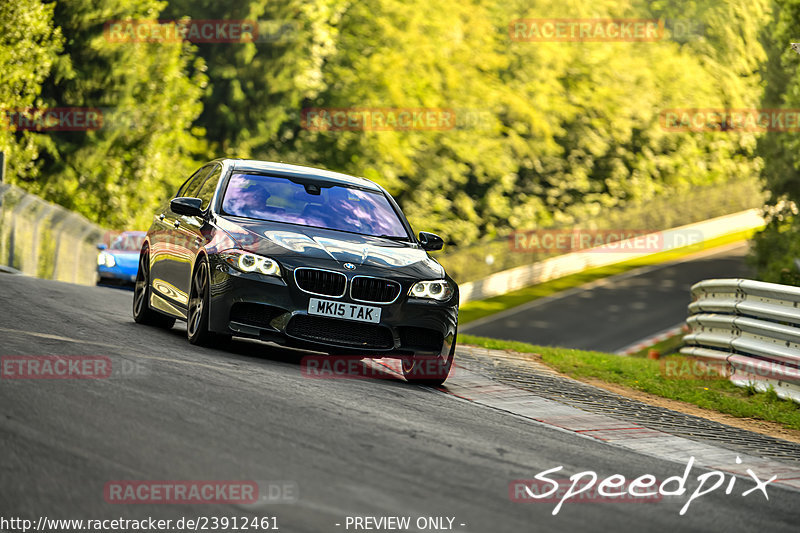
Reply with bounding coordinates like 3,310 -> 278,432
97,265 -> 137,284
207,256 -> 458,358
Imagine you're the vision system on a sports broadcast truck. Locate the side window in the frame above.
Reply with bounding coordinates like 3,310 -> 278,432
176,165 -> 213,198
195,165 -> 222,210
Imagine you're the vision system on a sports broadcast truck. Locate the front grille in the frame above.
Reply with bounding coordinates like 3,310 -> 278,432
229,302 -> 285,329
287,315 -> 394,349
294,268 -> 347,297
350,276 -> 401,303
398,326 -> 444,351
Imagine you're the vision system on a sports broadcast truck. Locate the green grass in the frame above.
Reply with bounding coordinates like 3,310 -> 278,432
630,331 -> 686,357
458,228 -> 759,324
460,334 -> 800,431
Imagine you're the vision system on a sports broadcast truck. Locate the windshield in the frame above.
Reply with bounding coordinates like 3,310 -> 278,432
109,233 -> 145,251
221,173 -> 409,239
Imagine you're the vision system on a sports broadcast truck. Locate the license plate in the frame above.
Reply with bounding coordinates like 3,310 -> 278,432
308,298 -> 381,324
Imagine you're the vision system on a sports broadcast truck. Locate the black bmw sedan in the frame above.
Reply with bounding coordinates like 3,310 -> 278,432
133,159 -> 458,385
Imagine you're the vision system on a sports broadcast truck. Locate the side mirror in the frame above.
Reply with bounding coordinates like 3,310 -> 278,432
418,231 -> 444,251
96,243 -> 107,251
171,197 -> 204,217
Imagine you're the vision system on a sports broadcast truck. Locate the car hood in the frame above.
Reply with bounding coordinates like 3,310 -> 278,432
216,216 -> 446,278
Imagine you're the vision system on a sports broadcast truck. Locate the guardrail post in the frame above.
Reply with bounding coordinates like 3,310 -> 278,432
30,203 -> 56,277
73,225 -> 97,284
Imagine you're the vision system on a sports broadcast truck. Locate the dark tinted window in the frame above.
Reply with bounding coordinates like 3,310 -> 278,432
221,173 -> 409,239
177,165 -> 213,198
195,165 -> 222,210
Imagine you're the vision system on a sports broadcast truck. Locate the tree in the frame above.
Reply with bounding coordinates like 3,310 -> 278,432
163,0 -> 346,157
0,0 -> 63,180
20,0 -> 207,230
751,0 -> 800,284
268,0 -> 767,243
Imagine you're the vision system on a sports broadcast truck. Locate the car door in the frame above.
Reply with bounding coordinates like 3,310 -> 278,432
175,164 -> 223,298
150,165 -> 213,312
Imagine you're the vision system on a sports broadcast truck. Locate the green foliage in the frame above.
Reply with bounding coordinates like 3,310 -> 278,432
751,0 -> 800,284
0,0 -> 774,244
271,0 -> 768,242
749,209 -> 800,284
759,0 -> 800,203
6,0 -> 207,230
163,0 -> 346,157
0,0 -> 63,179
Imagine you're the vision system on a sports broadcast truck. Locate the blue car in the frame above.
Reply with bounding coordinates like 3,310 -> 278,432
96,231 -> 146,285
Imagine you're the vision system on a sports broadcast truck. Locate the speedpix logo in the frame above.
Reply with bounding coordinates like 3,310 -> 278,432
510,456 -> 776,516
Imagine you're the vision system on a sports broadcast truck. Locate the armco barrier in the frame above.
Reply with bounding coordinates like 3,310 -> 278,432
681,278 -> 800,403
458,209 -> 764,303
0,183 -> 106,285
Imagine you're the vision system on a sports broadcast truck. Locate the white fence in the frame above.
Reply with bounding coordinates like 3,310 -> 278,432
459,209 -> 764,303
681,278 -> 800,403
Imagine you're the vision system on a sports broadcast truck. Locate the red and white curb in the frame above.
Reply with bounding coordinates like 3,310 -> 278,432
369,349 -> 800,491
616,323 -> 686,356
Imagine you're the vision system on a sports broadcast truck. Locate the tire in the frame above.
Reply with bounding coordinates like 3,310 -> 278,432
187,256 -> 225,346
133,246 -> 176,329
401,332 -> 456,386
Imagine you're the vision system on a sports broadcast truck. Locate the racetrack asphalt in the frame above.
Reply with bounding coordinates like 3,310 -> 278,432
1,271 -> 798,533
462,243 -> 753,352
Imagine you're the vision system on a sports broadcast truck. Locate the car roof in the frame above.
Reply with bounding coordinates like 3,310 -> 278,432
219,159 -> 382,192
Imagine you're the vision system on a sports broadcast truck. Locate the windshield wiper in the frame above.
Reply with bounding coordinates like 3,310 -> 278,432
376,234 -> 410,242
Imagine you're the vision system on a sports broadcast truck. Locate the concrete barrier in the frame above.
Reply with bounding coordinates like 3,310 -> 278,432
459,209 -> 764,303
0,183 -> 106,285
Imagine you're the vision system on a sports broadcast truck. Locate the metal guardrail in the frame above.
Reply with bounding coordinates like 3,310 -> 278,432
681,278 -> 800,403
0,183 -> 107,285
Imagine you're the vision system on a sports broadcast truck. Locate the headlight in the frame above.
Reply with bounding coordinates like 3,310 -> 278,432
97,252 -> 116,268
408,280 -> 453,301
220,250 -> 281,277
